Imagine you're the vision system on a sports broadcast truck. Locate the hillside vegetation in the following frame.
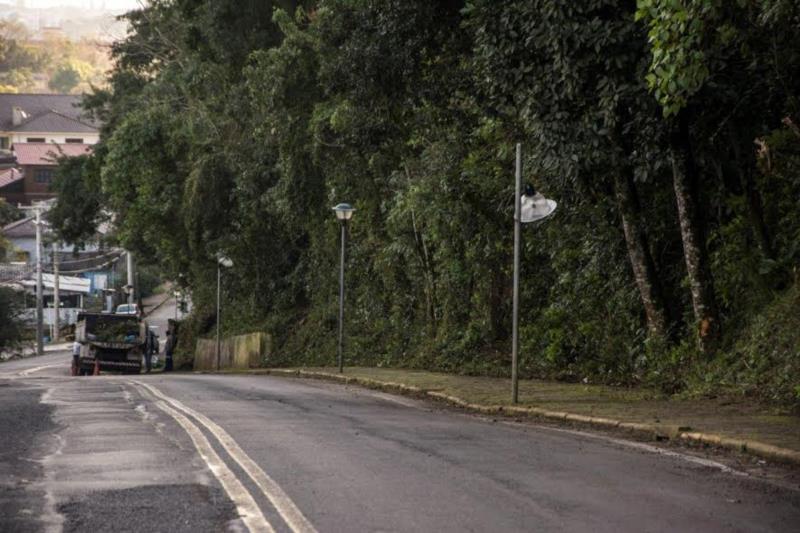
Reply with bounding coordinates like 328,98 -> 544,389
49,1 -> 800,410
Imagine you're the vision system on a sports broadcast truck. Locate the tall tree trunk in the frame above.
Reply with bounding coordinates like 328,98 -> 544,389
614,169 -> 669,337
404,165 -> 437,335
669,113 -> 720,354
727,126 -> 774,259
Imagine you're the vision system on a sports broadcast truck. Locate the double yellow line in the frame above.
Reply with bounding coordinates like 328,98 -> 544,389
131,380 -> 317,533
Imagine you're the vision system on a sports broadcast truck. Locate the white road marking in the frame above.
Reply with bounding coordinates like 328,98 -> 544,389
150,399 -> 274,533
134,381 -> 317,533
501,420 -> 748,476
10,363 -> 63,377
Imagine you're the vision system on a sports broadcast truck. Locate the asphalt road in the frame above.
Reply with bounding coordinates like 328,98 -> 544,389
1,351 -> 799,533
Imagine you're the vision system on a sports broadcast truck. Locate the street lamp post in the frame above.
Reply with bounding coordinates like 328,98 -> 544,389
216,254 -> 233,371
173,290 -> 181,321
511,143 -> 557,403
332,203 -> 355,373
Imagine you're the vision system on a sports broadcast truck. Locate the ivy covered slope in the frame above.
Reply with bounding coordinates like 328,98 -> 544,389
49,1 -> 800,410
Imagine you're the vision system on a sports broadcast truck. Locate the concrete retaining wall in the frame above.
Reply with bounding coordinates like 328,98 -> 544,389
194,332 -> 271,371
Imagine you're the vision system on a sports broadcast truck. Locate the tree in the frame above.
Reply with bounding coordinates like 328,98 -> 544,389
467,0 -> 671,338
0,20 -> 48,92
48,154 -> 105,247
0,287 -> 24,351
637,0 -> 800,353
48,64 -> 81,93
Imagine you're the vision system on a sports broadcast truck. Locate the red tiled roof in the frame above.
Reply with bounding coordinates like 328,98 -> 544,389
13,143 -> 92,166
0,167 -> 23,189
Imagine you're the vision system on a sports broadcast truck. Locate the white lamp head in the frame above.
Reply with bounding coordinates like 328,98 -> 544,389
332,203 -> 355,221
520,190 -> 557,224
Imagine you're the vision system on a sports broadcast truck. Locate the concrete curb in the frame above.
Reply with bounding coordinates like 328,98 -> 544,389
261,368 -> 800,466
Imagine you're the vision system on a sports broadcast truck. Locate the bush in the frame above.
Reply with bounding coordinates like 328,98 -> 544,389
0,287 -> 24,351
688,283 -> 800,411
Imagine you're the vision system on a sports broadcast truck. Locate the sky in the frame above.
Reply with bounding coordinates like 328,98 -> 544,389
20,0 -> 141,9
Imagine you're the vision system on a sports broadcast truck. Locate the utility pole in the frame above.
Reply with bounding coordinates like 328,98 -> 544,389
52,244 -> 59,342
19,203 -> 46,355
35,207 -> 44,355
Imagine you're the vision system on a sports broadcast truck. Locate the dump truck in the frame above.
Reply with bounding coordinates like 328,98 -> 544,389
74,313 -> 147,375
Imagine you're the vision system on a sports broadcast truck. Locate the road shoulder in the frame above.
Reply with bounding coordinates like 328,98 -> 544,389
250,367 -> 800,469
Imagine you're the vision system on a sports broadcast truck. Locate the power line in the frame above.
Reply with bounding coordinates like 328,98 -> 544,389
51,249 -> 125,266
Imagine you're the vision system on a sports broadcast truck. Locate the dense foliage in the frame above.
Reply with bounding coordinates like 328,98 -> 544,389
51,1 -> 800,408
0,287 -> 24,351
0,19 -> 112,94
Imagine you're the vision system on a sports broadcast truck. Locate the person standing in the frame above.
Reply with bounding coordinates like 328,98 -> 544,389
71,340 -> 81,376
143,330 -> 154,373
164,324 -> 175,372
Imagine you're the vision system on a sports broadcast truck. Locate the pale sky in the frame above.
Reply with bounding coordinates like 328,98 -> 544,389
21,0 -> 141,9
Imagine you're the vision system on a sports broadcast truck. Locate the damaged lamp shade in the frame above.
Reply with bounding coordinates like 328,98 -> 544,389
520,192 -> 557,223
217,254 -> 233,268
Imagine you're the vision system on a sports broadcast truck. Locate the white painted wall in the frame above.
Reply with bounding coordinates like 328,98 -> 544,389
7,132 -> 100,145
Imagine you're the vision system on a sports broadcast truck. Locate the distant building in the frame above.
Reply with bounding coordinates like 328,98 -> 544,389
0,93 -> 99,205
0,93 -> 100,148
13,142 -> 92,204
1,213 -> 121,323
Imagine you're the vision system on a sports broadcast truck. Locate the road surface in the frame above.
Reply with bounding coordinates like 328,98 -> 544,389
1,351 -> 799,532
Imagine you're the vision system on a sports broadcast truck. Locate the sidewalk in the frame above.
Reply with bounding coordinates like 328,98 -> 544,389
141,283 -> 174,317
257,367 -> 800,464
1,341 -> 71,361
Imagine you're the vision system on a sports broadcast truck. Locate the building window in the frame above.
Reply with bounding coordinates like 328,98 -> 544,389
0,137 -> 8,149
65,138 -> 84,143
26,137 -> 45,143
35,169 -> 54,183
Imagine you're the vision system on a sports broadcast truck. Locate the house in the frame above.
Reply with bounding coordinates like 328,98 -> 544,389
1,214 -> 123,325
2,273 -> 92,329
0,93 -> 99,148
0,93 -> 99,205
1,214 -> 114,279
13,142 -> 92,204
0,168 -> 25,206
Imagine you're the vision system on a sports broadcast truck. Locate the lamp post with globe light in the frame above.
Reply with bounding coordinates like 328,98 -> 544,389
216,254 -> 233,371
332,203 -> 355,373
512,143 -> 557,403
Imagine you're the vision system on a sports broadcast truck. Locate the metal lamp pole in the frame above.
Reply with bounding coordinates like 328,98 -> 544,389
216,255 -> 233,371
126,251 -> 135,305
511,144 -> 523,404
510,143 -> 557,404
338,220 -> 347,373
216,264 -> 221,370
332,203 -> 355,373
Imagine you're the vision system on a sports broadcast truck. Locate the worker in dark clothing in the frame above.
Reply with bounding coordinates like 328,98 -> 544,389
143,330 -> 156,373
164,326 -> 175,372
